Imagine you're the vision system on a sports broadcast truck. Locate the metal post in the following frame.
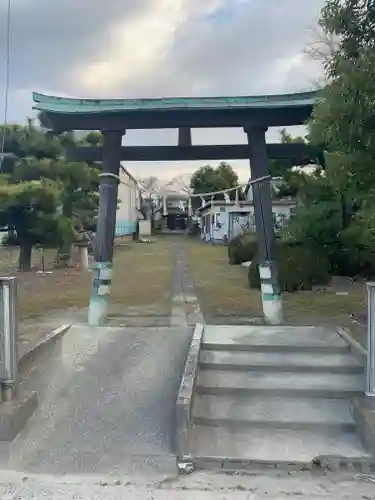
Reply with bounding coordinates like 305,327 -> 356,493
88,130 -> 124,326
366,282 -> 375,399
244,126 -> 283,325
0,277 -> 18,401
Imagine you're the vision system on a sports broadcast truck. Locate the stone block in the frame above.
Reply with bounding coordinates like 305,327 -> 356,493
352,397 -> 375,458
176,323 -> 204,460
0,390 -> 37,441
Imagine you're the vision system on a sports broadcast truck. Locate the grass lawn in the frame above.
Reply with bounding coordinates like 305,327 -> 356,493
185,238 -> 262,318
0,238 -> 174,347
110,239 -> 173,316
186,238 -> 367,343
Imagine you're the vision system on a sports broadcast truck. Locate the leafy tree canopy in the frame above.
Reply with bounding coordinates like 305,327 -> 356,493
283,0 -> 375,277
0,120 -> 100,270
309,0 -> 375,197
190,162 -> 239,207
269,129 -> 311,178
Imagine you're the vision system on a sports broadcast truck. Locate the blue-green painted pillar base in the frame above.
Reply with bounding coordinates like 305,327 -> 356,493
88,262 -> 112,326
259,261 -> 283,325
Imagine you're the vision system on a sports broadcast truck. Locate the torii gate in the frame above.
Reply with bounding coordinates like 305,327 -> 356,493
33,91 -> 321,326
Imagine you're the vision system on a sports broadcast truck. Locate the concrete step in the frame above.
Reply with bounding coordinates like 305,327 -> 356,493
199,350 -> 363,374
193,394 -> 356,432
196,370 -> 364,398
202,325 -> 349,354
191,425 -> 369,467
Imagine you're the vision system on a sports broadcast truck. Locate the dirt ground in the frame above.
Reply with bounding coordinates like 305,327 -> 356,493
0,239 -> 173,349
185,238 -> 367,345
2,236 -> 368,350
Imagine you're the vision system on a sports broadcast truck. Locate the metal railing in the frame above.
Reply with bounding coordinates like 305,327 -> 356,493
0,277 -> 18,401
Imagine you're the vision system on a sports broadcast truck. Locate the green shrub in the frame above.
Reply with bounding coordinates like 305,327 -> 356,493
334,213 -> 375,277
282,201 -> 367,277
282,202 -> 342,252
228,233 -> 257,265
248,241 -> 331,292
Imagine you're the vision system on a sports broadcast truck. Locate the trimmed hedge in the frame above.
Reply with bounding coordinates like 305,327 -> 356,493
248,241 -> 331,293
228,233 -> 258,265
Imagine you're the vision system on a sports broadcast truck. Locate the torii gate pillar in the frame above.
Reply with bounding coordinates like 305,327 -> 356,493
244,126 -> 283,325
88,130 -> 124,326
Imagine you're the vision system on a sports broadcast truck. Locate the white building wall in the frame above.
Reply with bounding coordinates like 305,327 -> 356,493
200,203 -> 296,243
230,211 -> 255,239
201,206 -> 241,242
116,167 -> 139,236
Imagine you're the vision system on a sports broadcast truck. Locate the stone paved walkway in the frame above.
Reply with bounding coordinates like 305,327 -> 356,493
170,241 -> 204,327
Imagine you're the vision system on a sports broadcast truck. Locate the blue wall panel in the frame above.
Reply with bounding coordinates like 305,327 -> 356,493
115,220 -> 137,236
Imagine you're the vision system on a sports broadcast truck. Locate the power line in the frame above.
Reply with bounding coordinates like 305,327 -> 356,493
0,0 -> 12,166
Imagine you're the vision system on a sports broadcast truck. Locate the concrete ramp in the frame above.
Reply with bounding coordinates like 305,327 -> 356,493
1,325 -> 192,478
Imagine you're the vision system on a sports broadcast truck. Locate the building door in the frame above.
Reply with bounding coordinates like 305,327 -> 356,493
167,214 -> 176,230
176,215 -> 187,230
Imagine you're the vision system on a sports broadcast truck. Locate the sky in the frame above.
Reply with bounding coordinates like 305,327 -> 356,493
0,0 -> 326,181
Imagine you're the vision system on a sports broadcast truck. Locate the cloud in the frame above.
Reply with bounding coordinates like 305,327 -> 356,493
72,0 -> 227,95
0,0 -> 326,179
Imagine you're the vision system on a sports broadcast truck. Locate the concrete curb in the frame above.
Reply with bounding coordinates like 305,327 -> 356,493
335,326 -> 367,365
334,328 -> 375,461
194,455 -> 375,473
351,398 -> 375,459
0,390 -> 38,441
176,323 -> 204,461
18,324 -> 71,376
0,325 -> 71,442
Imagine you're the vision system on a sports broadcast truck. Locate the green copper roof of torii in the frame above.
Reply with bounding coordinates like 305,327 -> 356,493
33,91 -> 320,114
